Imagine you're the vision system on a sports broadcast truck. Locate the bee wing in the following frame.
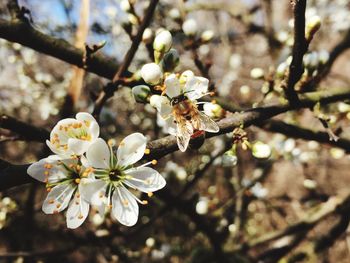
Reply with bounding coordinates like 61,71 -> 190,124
198,112 -> 220,133
176,121 -> 193,152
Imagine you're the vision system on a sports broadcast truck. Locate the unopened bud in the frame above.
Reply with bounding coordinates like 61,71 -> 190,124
140,63 -> 163,85
182,18 -> 198,36
142,28 -> 153,44
128,14 -> 138,25
161,49 -> 180,72
120,0 -> 131,12
132,85 -> 152,103
250,68 -> 265,79
306,15 -> 321,41
318,50 -> 329,65
153,30 -> 172,53
201,30 -> 214,42
169,8 -> 181,20
203,103 -> 224,119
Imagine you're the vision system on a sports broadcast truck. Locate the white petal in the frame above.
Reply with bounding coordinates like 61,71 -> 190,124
165,74 -> 181,98
46,140 -> 66,156
68,138 -> 91,156
27,156 -> 66,183
125,167 -> 166,193
117,133 -> 147,167
42,184 -> 76,214
76,112 -> 97,124
111,187 -> 139,226
184,76 -> 209,100
89,121 -> 100,140
66,189 -> 90,229
86,138 -> 111,169
80,178 -> 107,206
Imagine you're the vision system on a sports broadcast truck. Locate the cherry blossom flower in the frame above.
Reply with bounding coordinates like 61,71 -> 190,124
150,71 -> 219,152
27,155 -> 95,229
80,133 -> 166,226
46,112 -> 99,157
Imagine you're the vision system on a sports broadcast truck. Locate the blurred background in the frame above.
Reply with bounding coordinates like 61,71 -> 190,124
1,0 -> 350,262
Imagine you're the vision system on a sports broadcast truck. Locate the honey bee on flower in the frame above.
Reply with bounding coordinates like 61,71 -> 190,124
150,71 -> 219,152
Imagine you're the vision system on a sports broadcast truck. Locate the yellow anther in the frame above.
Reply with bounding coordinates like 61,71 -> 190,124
151,160 -> 157,165
144,149 -> 150,155
44,171 -> 49,176
142,200 -> 148,205
108,139 -> 116,147
75,178 -> 81,184
76,165 -> 81,171
211,99 -> 217,104
147,192 -> 153,197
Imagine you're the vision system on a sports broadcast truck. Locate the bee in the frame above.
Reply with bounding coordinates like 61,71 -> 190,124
169,93 -> 219,151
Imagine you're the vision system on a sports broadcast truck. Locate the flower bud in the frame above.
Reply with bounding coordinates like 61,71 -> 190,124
128,14 -> 138,25
203,103 -> 224,119
182,18 -> 198,36
132,85 -> 152,103
161,49 -> 180,72
250,68 -> 265,79
201,30 -> 214,42
142,28 -> 153,44
252,141 -> 271,159
276,62 -> 288,78
306,15 -> 321,41
169,8 -> 181,20
120,0 -> 131,12
318,50 -> 329,64
140,63 -> 163,85
153,30 -> 172,53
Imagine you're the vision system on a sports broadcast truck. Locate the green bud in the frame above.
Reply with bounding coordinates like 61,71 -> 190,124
132,85 -> 152,103
161,49 -> 180,72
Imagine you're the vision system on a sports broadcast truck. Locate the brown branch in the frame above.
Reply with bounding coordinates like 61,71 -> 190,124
0,18 -> 124,79
284,0 -> 307,105
92,0 -> 159,119
0,114 -> 49,142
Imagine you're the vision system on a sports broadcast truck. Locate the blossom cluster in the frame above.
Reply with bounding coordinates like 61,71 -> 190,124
132,30 -> 221,152
27,112 -> 166,229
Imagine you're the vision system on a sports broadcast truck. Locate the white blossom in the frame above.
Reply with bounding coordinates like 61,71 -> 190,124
80,134 -> 166,226
46,112 -> 99,158
182,19 -> 198,36
27,155 -> 94,229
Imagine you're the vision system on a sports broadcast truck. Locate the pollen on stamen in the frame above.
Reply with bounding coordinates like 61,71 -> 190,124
147,192 -> 153,197
151,160 -> 157,165
108,139 -> 116,147
75,178 -> 81,184
144,148 -> 150,155
142,200 -> 148,205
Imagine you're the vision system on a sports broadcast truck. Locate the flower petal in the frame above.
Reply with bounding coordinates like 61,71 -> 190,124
76,112 -> 97,124
124,167 -> 166,193
68,138 -> 91,156
66,189 -> 90,229
42,184 -> 76,214
27,156 -> 66,183
165,74 -> 181,98
117,133 -> 147,167
86,138 -> 111,169
184,76 -> 209,100
80,178 -> 108,207
111,187 -> 139,226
